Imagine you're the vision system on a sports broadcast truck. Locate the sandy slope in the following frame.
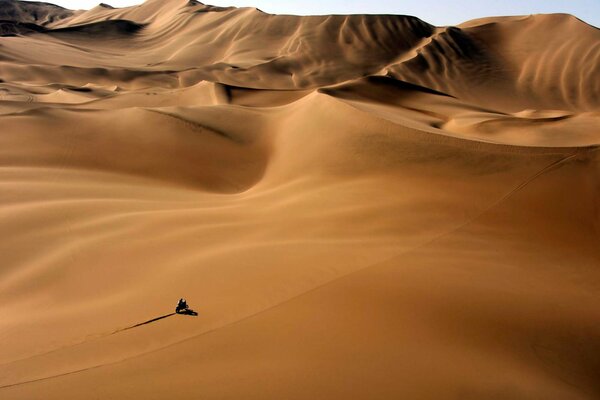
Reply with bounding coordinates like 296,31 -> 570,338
0,0 -> 599,398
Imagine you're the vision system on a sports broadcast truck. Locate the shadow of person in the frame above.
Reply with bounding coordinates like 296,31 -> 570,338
177,308 -> 198,316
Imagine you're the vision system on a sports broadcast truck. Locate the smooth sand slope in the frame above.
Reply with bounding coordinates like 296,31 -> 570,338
0,0 -> 599,398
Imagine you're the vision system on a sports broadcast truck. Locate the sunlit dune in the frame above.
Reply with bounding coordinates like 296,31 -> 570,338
0,0 -> 599,398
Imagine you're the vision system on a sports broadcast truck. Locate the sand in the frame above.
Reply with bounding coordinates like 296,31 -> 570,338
0,0 -> 599,398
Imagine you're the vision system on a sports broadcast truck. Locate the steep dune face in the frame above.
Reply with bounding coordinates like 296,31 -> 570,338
0,1 -> 599,399
2,0 -> 435,88
0,0 -> 74,36
0,0 -> 73,25
389,14 -> 600,112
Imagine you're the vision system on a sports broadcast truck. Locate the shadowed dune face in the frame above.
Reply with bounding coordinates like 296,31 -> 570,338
0,1 -> 599,399
0,0 -> 73,25
388,14 -> 600,112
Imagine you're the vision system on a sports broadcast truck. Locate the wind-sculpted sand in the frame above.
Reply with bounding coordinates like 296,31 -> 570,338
0,0 -> 599,398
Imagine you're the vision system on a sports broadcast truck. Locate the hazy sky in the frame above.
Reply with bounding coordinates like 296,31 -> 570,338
49,0 -> 600,27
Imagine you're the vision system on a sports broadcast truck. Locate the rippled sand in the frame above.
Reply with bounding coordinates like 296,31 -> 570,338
1,1 -> 599,398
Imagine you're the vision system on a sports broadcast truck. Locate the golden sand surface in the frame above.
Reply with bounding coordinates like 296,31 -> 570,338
0,1 -> 599,398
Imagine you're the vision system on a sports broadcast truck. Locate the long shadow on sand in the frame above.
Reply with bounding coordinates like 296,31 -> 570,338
115,309 -> 198,333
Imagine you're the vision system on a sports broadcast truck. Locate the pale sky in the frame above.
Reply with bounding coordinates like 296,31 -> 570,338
48,0 -> 600,27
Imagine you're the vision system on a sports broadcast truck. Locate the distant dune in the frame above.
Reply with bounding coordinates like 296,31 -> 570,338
0,0 -> 599,398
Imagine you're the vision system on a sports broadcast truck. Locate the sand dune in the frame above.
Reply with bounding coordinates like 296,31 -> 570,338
0,0 -> 73,25
0,1 -> 599,398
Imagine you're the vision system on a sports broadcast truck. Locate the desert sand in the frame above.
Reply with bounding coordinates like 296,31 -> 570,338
0,0 -> 599,398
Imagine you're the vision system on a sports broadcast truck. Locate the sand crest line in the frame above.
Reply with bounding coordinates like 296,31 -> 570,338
0,312 -> 179,368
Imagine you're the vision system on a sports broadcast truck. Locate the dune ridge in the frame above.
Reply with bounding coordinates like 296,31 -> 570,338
0,1 -> 599,399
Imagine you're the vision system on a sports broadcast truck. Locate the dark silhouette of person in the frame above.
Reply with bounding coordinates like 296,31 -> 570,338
176,298 -> 188,313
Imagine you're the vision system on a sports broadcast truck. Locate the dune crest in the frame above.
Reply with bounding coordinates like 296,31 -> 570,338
0,1 -> 599,399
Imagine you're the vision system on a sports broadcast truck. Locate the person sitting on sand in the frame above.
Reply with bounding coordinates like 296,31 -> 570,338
176,298 -> 188,314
